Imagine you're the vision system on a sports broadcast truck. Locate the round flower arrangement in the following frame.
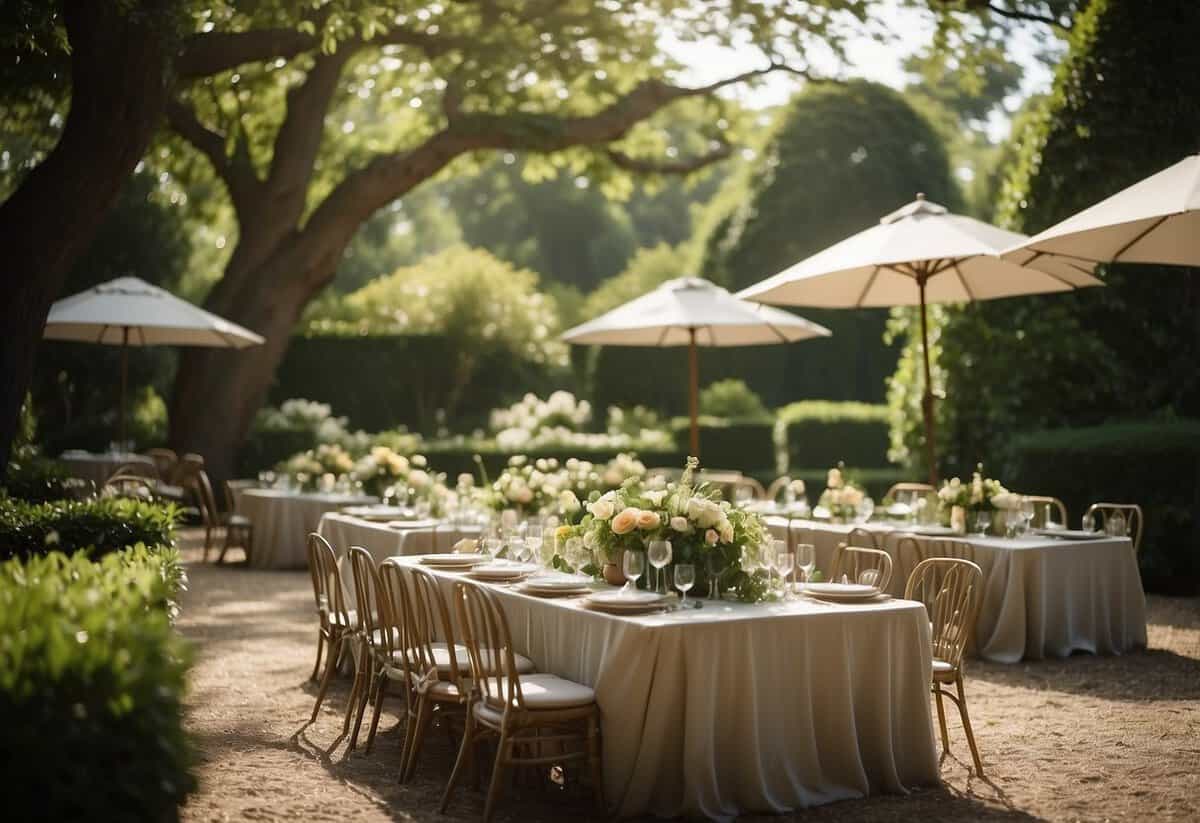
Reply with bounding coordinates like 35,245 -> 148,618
937,464 -> 1015,514
817,463 -> 865,522
486,453 -> 647,522
557,458 -> 772,602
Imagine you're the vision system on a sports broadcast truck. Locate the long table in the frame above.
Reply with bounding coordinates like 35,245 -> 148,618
767,518 -> 1147,663
234,489 -> 376,569
397,556 -> 939,819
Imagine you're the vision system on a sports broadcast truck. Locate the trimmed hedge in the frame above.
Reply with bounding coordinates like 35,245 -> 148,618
1009,420 -> 1200,594
777,401 -> 892,471
236,427 -> 319,478
671,416 -> 777,474
0,547 -> 194,820
2,452 -> 85,503
0,498 -> 178,562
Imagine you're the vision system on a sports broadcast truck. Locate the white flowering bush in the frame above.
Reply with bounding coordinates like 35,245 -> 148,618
254,397 -> 372,453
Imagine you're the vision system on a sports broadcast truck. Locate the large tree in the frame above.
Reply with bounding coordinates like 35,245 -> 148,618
157,1 -> 877,479
0,0 -> 176,471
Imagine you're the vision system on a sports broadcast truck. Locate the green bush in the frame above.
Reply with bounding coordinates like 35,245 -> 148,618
2,451 -> 87,503
671,416 -> 776,473
777,401 -> 892,471
0,547 -> 194,819
0,498 -> 178,562
698,379 -> 769,420
1009,420 -> 1200,594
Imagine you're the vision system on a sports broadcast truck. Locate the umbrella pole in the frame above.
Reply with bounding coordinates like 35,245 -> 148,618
688,328 -> 699,458
918,278 -> 938,485
120,327 -> 129,447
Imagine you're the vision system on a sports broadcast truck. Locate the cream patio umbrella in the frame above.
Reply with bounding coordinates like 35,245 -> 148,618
43,276 -> 265,443
1003,153 -> 1200,274
561,276 -> 831,457
739,194 -> 1104,483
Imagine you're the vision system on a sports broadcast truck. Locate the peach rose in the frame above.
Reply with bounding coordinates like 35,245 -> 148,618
611,507 -> 640,535
705,528 -> 720,545
637,510 -> 661,530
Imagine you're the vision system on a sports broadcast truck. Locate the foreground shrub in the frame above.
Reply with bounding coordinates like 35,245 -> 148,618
1010,420 -> 1200,594
0,497 -> 177,562
1,450 -> 87,503
0,547 -> 193,820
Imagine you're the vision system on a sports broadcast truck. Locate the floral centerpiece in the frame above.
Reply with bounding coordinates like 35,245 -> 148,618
817,463 -> 865,522
936,464 -> 1017,531
486,453 -> 647,523
557,458 -> 772,602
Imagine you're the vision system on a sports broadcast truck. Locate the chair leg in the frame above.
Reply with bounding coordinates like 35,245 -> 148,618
343,639 -> 367,741
587,711 -> 605,812
203,524 -> 214,560
217,527 -> 232,564
244,526 -> 254,565
310,630 -> 325,682
441,709 -> 476,813
483,727 -> 512,823
934,686 -> 951,753
955,674 -> 985,776
311,632 -> 341,722
365,672 -> 389,753
348,657 -> 375,750
402,696 -> 434,783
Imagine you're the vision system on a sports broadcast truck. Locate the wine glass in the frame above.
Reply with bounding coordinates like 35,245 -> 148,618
974,511 -> 990,537
483,533 -> 502,563
760,538 -> 779,594
1081,511 -> 1096,533
524,522 -> 543,567
1020,497 -> 1036,535
1005,508 -> 1021,538
647,540 -> 672,594
740,543 -> 761,575
857,497 -> 875,523
674,563 -> 695,607
622,550 -> 645,595
796,543 -> 815,586
734,485 -> 754,508
774,549 -> 795,599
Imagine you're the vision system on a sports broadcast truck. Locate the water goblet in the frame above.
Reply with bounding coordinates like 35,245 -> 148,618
974,511 -> 990,537
524,534 -> 544,567
647,540 -> 672,594
760,537 -> 779,594
1020,497 -> 1036,535
774,549 -> 795,599
622,549 -> 645,595
483,534 -> 502,563
674,563 -> 695,608
796,543 -> 815,586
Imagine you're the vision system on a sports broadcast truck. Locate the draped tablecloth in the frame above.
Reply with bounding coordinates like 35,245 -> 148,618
768,518 -> 1146,663
234,489 -> 375,570
397,557 -> 938,820
58,450 -> 157,488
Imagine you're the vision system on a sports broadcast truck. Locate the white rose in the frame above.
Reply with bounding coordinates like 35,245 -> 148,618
670,516 -> 689,532
827,468 -> 843,489
643,489 -> 666,506
559,490 -> 581,512
589,499 -> 615,520
583,530 -> 598,549
515,486 -> 534,504
457,473 -> 474,488
718,519 -> 734,544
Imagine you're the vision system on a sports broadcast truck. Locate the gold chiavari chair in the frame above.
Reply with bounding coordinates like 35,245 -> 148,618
192,470 -> 252,563
102,466 -> 156,500
1085,502 -> 1144,555
728,476 -> 767,501
905,557 -> 985,776
307,533 -> 358,722
765,476 -> 793,503
831,543 -> 894,590
368,560 -> 417,755
443,581 -> 604,821
1022,494 -> 1068,529
846,526 -> 880,550
346,546 -> 395,750
145,447 -> 178,479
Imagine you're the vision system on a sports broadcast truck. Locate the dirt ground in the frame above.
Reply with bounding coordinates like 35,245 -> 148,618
175,534 -> 1200,822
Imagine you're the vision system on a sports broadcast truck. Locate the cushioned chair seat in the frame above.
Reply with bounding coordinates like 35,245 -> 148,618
225,513 -> 252,527
477,673 -> 595,715
932,658 -> 956,675
390,643 -> 534,675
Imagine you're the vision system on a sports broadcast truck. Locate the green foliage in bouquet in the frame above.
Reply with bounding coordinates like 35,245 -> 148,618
0,548 -> 194,820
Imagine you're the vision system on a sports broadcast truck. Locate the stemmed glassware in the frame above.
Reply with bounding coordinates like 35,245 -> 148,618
621,550 -> 645,595
760,538 -> 779,594
525,523 -> 543,567
796,543 -> 815,587
1081,511 -> 1096,533
1020,497 -> 1036,535
773,546 -> 795,599
974,511 -> 990,537
647,540 -> 672,594
482,531 -> 502,563
674,563 -> 695,608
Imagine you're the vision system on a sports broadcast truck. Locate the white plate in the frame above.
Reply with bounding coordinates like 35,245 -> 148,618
519,582 -> 591,597
468,563 -> 539,579
803,582 -> 881,601
420,553 -> 487,566
523,575 -> 593,590
583,599 -> 668,615
585,590 -> 668,607
386,518 -> 439,530
342,505 -> 411,520
909,524 -> 958,536
1034,528 -> 1105,540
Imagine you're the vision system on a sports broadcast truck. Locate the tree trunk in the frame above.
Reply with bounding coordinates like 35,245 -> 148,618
0,0 -> 170,472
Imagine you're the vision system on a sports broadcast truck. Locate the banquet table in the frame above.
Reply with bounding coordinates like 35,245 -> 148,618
768,517 -> 1146,663
57,450 -> 157,488
397,557 -> 938,819
234,488 -> 375,570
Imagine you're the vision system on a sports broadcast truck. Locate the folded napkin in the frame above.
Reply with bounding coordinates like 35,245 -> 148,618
453,538 -> 479,554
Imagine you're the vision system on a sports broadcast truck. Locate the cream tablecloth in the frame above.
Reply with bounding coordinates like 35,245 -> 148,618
234,489 -> 375,570
768,518 -> 1147,663
58,450 -> 157,488
398,557 -> 938,819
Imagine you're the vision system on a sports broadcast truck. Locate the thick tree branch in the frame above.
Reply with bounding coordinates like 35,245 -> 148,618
165,97 -> 260,209
605,139 -> 732,175
967,1 -> 1071,28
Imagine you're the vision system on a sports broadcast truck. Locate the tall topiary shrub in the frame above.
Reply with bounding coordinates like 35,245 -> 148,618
913,0 -> 1200,474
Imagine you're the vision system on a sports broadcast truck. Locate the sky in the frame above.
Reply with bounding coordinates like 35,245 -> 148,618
666,0 -> 1058,142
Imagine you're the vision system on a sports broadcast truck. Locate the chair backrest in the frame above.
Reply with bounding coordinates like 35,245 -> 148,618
831,543 -> 893,590
846,527 -> 879,550
895,535 -> 976,578
1085,502 -> 1144,554
378,560 -> 413,671
146,448 -> 178,479
904,557 -> 983,670
102,469 -> 155,500
885,482 -> 935,502
727,476 -> 766,502
455,580 -> 527,713
408,566 -> 467,692
191,470 -> 220,528
224,479 -> 256,513
172,453 -> 205,485
306,532 -> 352,630
1022,494 -> 1068,528
765,476 -> 792,503
348,546 -> 386,647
